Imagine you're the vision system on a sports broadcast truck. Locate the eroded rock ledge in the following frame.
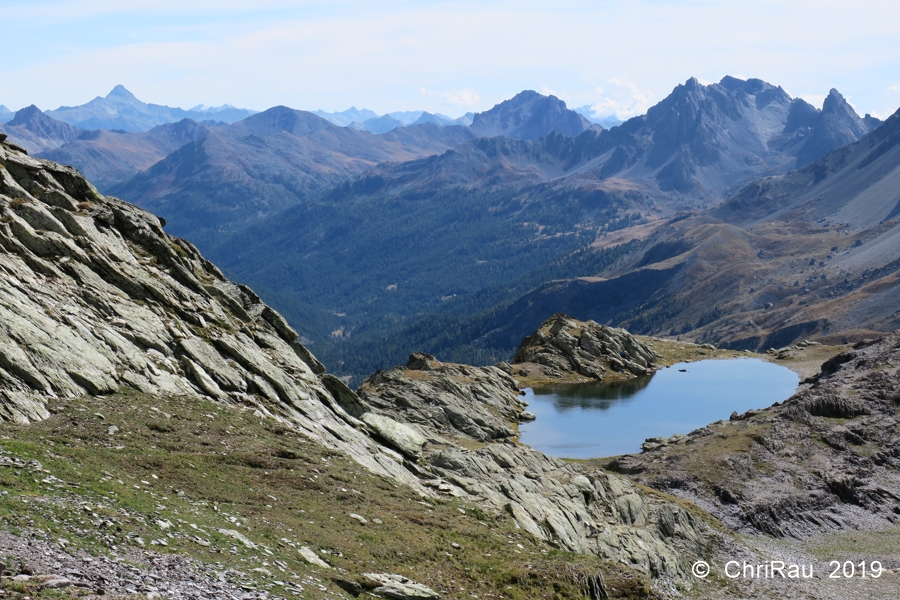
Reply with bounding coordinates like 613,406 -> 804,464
513,313 -> 660,382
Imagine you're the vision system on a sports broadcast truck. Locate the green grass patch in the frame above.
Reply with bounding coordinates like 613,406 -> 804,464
0,389 -> 650,599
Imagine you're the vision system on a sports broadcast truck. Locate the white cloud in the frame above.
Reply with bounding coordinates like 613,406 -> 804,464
798,94 -> 827,109
540,85 -> 566,100
2,0 -> 900,116
585,78 -> 654,120
420,88 -> 481,110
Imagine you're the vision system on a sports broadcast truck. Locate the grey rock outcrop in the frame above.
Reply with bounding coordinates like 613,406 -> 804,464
0,138 -> 420,490
359,354 -> 709,586
359,353 -> 525,444
513,313 -> 660,379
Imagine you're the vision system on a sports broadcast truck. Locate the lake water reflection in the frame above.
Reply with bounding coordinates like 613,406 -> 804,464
518,358 -> 798,458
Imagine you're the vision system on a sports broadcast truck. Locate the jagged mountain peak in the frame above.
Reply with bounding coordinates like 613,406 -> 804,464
821,88 -> 866,129
789,86 -> 873,167
107,84 -> 138,100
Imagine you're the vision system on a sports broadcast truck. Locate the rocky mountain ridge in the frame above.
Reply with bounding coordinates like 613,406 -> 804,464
0,138 -> 420,490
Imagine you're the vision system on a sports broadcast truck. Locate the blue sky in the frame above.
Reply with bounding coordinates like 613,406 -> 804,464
2,0 -> 899,119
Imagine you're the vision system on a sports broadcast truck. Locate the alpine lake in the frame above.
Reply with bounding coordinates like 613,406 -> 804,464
518,358 -> 799,458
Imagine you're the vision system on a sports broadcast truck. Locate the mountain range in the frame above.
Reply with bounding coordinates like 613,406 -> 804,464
0,75 -> 892,383
315,107 -> 475,133
44,85 -> 257,131
462,102 -> 900,355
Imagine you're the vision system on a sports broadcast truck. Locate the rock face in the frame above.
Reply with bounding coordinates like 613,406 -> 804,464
358,354 -> 708,585
513,313 -> 660,380
614,332 -> 900,538
0,138 -> 420,489
359,353 -> 526,444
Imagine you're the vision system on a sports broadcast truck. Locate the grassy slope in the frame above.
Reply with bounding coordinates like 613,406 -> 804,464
0,389 -> 651,600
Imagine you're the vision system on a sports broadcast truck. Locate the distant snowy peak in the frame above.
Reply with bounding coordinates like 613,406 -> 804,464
311,107 -> 380,127
316,107 -> 472,133
188,103 -> 240,114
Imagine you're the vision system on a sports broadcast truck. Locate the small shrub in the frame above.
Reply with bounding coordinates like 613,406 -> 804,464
9,197 -> 30,208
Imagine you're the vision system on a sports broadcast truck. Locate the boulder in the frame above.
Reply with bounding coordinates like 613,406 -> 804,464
363,573 -> 441,600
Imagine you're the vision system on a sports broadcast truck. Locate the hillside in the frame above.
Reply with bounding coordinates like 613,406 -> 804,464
39,119 -> 211,189
1,135 -> 732,599
108,108 -> 476,245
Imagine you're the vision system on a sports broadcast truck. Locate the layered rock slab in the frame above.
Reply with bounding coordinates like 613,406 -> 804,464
0,139 -> 419,489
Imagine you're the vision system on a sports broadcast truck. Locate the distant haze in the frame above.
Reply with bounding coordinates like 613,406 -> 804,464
1,1 -> 899,121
